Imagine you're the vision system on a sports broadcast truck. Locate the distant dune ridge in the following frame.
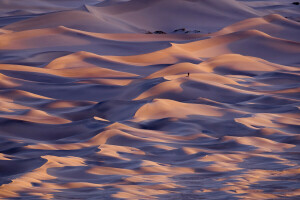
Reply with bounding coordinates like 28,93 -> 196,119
3,0 -> 260,33
0,0 -> 300,199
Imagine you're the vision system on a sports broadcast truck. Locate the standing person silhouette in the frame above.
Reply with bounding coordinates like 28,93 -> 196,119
187,72 -> 190,77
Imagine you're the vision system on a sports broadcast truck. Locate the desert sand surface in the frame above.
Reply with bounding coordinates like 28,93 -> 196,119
0,0 -> 300,199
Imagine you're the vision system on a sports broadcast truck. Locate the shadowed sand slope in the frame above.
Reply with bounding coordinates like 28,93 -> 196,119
3,0 -> 260,33
0,0 -> 300,199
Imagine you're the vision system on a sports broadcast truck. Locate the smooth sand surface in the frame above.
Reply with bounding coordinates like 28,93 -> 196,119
0,0 -> 300,199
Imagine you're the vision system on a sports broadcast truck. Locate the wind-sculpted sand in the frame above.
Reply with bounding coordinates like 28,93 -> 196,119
0,0 -> 299,199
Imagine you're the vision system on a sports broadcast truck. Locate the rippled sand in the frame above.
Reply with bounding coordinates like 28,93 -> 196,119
0,0 -> 300,199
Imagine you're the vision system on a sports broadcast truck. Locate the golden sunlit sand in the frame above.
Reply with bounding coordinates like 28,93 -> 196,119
0,0 -> 299,199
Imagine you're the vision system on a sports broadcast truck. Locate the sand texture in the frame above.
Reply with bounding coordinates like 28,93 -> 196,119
0,0 -> 300,199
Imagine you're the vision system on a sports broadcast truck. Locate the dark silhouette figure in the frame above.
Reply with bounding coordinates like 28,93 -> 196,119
187,72 -> 190,77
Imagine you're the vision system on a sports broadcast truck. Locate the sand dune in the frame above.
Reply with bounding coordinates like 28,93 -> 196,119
214,14 -> 300,42
3,10 -> 134,33
0,0 -> 299,199
88,0 -> 260,33
4,0 -> 260,33
176,29 -> 300,65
